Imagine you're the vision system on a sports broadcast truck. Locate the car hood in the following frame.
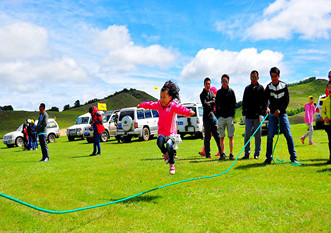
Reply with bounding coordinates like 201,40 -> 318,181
4,131 -> 23,138
67,124 -> 89,130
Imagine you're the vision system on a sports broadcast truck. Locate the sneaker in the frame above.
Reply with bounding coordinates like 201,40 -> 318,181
90,153 -> 97,156
163,153 -> 169,164
215,152 -> 220,156
254,154 -> 260,159
169,164 -> 175,175
263,158 -> 272,165
44,158 -> 49,162
39,159 -> 44,162
241,155 -> 249,160
206,155 -> 212,159
309,142 -> 316,145
219,153 -> 226,160
300,137 -> 305,144
291,158 -> 299,164
229,154 -> 235,160
199,151 -> 205,156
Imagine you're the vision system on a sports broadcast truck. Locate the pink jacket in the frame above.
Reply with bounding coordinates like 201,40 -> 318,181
304,103 -> 315,124
139,100 -> 192,136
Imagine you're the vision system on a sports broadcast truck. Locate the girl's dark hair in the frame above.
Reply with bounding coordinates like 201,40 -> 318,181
161,80 -> 180,103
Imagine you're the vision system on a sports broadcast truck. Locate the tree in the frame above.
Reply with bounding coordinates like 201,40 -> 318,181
48,106 -> 59,112
63,104 -> 70,111
74,100 -> 81,108
2,105 -> 13,111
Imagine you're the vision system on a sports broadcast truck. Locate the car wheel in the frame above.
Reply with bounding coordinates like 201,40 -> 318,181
68,136 -> 75,141
141,127 -> 150,141
48,133 -> 56,143
6,144 -> 14,148
86,138 -> 93,143
100,131 -> 109,142
15,137 -> 23,147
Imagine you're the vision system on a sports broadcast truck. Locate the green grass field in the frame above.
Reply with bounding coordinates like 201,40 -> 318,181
0,124 -> 330,232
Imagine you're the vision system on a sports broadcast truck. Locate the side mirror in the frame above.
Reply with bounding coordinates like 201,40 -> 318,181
314,103 -> 317,107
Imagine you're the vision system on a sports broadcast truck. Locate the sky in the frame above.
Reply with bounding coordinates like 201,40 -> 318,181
0,0 -> 331,111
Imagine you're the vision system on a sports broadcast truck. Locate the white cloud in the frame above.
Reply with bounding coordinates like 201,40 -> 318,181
246,0 -> 331,40
180,48 -> 284,83
0,22 -> 50,61
93,25 -> 177,73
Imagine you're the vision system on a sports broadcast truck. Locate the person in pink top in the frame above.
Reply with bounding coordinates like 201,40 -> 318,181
300,96 -> 316,145
138,81 -> 195,175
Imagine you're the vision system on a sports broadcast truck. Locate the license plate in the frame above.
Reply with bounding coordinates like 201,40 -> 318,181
178,122 -> 183,125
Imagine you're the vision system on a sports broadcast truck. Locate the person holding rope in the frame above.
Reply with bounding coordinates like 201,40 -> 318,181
264,67 -> 299,165
241,70 -> 266,160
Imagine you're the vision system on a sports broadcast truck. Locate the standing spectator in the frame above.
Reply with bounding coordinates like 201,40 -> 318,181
215,74 -> 236,160
242,70 -> 266,160
264,67 -> 298,165
89,106 -> 105,156
325,71 -> 331,97
321,81 -> 331,164
22,120 -> 29,150
29,119 -> 38,150
200,78 -> 223,159
36,103 -> 49,162
300,96 -> 316,145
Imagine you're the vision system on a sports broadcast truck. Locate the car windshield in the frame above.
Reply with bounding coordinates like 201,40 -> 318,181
75,117 -> 89,125
178,106 -> 196,118
17,124 -> 23,131
102,115 -> 111,123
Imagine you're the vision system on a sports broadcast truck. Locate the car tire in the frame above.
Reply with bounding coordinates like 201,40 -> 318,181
68,136 -> 75,141
48,133 -> 56,143
141,127 -> 150,141
15,137 -> 23,147
100,131 -> 109,142
122,116 -> 133,132
86,138 -> 93,143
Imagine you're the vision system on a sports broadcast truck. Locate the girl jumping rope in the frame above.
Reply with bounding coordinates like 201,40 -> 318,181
138,81 -> 195,175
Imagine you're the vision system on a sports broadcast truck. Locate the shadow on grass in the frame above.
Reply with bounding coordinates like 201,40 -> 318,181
140,157 -> 206,161
317,168 -> 331,173
189,159 -> 221,163
108,195 -> 161,204
72,155 -> 93,158
235,162 -> 269,170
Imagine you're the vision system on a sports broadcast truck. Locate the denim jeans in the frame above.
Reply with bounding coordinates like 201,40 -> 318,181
244,118 -> 261,156
38,134 -> 49,160
203,117 -> 222,157
266,114 -> 296,160
157,135 -> 175,164
93,125 -> 101,154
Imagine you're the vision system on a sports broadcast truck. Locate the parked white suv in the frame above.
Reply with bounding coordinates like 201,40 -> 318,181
3,118 -> 60,148
84,110 -> 119,143
315,94 -> 326,129
177,103 -> 204,138
116,107 -> 159,142
67,113 -> 91,141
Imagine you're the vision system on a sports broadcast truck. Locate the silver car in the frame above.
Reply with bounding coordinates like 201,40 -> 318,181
3,118 -> 60,148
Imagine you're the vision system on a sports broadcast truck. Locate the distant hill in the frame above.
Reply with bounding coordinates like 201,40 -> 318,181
0,88 -> 157,138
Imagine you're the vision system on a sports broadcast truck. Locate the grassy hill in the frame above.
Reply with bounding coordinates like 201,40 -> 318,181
0,89 -> 157,138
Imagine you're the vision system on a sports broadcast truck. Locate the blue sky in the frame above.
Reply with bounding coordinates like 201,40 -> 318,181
0,0 -> 330,111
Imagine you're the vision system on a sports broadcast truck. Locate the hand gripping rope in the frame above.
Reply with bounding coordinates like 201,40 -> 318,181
0,114 -> 304,214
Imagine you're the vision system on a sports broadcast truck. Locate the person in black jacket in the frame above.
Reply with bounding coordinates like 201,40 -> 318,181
264,67 -> 298,165
200,77 -> 223,159
242,70 -> 266,160
215,74 -> 236,160
36,103 -> 49,162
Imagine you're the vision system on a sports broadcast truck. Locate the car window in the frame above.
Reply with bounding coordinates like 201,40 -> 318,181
119,110 -> 135,121
178,106 -> 196,118
47,121 -> 57,128
137,110 -> 145,120
198,107 -> 203,117
17,124 -> 23,131
75,117 -> 90,125
111,115 -> 116,122
145,110 -> 152,118
152,110 -> 159,118
102,115 -> 111,123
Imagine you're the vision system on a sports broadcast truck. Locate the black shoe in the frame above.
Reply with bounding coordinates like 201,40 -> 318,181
291,158 -> 299,164
206,156 -> 212,159
326,160 -> 331,164
241,155 -> 249,160
90,153 -> 97,156
229,154 -> 235,160
96,153 -> 101,155
254,154 -> 259,159
219,153 -> 226,160
39,159 -> 44,162
263,158 -> 272,165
